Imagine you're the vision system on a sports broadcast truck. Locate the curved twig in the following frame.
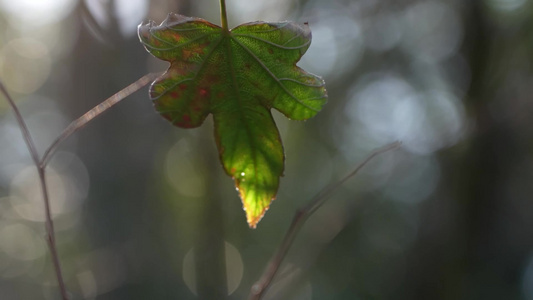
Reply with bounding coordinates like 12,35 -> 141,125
0,72 -> 158,300
248,141 -> 402,300
0,81 -> 70,299
41,73 -> 160,167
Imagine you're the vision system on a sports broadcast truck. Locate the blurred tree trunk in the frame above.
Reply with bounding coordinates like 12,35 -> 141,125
194,143 -> 228,299
404,2 -> 533,299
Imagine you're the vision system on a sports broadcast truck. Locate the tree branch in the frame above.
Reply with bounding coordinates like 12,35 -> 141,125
41,72 -> 160,167
0,81 -> 70,299
248,141 -> 402,300
0,72 -> 158,299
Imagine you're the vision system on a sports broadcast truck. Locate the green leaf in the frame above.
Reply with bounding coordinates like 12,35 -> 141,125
138,13 -> 327,228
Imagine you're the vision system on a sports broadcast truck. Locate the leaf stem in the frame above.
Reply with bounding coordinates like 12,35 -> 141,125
220,0 -> 229,32
248,141 -> 402,300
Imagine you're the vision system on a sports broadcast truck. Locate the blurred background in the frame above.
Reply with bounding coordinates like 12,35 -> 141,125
1,0 -> 533,299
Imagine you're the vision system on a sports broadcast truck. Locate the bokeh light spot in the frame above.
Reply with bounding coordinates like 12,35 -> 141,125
345,73 -> 466,154
165,139 -> 207,198
0,0 -> 77,28
182,241 -> 244,296
402,1 -> 462,63
0,223 -> 45,261
364,12 -> 403,52
77,270 -> 98,299
0,38 -> 51,94
487,0 -> 527,11
9,153 -> 89,223
301,12 -> 364,81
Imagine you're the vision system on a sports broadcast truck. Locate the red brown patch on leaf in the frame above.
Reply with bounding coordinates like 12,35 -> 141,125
199,88 -> 209,97
183,42 -> 209,60
175,114 -> 192,128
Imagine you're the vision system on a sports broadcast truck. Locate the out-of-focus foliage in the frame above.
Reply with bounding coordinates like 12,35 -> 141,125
0,0 -> 533,299
138,13 -> 326,228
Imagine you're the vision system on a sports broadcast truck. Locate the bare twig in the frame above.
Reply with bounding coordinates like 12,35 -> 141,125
0,83 -> 40,167
41,72 -> 160,167
248,141 -> 402,300
0,81 -> 70,299
0,72 -> 158,299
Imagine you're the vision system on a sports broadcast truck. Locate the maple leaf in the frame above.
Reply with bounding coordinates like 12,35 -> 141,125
138,13 -> 327,228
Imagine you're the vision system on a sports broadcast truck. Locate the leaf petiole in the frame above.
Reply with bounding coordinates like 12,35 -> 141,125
220,0 -> 229,32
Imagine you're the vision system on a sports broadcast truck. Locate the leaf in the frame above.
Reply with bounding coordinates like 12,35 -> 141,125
138,13 -> 327,228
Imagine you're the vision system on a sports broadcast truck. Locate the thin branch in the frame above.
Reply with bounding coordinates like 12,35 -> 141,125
0,81 -> 70,299
248,141 -> 402,300
0,72 -> 158,300
41,72 -> 160,167
0,82 -> 40,167
39,168 -> 67,298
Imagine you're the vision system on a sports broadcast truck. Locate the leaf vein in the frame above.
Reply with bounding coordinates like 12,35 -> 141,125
231,37 -> 320,112
166,26 -> 210,33
232,33 -> 310,50
278,77 -> 325,87
282,33 -> 304,46
143,32 -> 217,51
232,22 -> 290,34
224,37 -> 260,187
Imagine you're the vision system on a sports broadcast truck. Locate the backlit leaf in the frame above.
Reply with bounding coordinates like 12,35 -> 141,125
138,13 -> 327,228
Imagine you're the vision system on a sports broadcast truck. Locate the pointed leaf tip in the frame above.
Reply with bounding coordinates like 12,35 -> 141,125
238,179 -> 276,229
